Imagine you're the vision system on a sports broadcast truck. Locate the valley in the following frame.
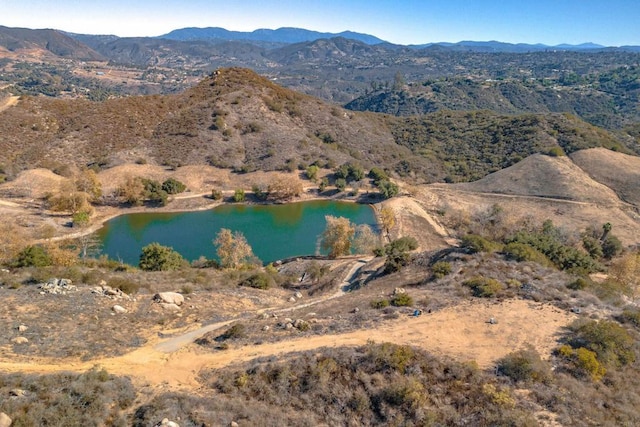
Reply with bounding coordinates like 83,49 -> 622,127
0,26 -> 640,426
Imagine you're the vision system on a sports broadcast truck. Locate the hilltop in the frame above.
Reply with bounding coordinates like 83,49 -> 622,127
1,66 -> 640,426
0,68 -> 632,184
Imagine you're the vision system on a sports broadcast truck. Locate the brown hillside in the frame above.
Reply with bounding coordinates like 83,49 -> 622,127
451,153 -> 623,205
0,67 -> 633,187
570,147 -> 640,206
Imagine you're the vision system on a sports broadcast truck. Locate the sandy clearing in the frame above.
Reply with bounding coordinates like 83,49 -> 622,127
0,299 -> 575,391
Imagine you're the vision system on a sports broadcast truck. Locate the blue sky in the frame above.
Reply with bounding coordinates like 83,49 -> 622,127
3,0 -> 639,46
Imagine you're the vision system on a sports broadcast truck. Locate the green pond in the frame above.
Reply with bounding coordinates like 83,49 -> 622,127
96,200 -> 377,266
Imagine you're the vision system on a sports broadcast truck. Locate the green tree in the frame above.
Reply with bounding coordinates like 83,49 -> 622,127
335,178 -> 347,192
214,228 -> 258,268
142,179 -> 168,206
161,177 -> 186,195
233,189 -> 246,202
306,165 -> 319,182
139,243 -> 185,271
321,215 -> 356,258
377,180 -> 399,199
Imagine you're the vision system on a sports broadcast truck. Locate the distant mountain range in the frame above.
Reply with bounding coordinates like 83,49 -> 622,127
160,27 -> 386,46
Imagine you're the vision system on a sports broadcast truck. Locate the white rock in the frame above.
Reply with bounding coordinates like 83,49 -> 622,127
112,305 -> 127,314
262,325 -> 270,331
294,292 -> 303,299
288,296 -> 296,303
11,337 -> 28,344
17,324 -> 28,332
0,412 -> 12,427
154,292 -> 184,306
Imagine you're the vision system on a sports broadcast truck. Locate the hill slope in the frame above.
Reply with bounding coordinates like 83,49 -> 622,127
452,153 -> 622,204
0,68 -> 633,186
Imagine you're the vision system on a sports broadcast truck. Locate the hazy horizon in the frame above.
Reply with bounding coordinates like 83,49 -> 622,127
3,0 -> 639,46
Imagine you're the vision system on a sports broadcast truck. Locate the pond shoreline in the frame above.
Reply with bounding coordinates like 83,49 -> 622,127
96,197 -> 380,265
47,187 -> 383,243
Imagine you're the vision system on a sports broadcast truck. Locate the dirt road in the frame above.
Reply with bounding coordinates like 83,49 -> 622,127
0,298 -> 574,391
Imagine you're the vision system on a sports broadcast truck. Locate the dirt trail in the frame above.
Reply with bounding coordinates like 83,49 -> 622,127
0,299 -> 574,391
0,95 -> 19,113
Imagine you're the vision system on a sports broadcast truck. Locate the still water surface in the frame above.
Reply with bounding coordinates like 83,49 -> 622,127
96,200 -> 377,265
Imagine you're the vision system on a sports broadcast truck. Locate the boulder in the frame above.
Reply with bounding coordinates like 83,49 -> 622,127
154,292 -> 184,306
393,287 -> 406,295
288,296 -> 296,303
112,305 -> 127,314
156,419 -> 180,427
11,337 -> 28,344
0,412 -> 11,427
17,324 -> 28,332
159,303 -> 181,311
294,291 -> 303,299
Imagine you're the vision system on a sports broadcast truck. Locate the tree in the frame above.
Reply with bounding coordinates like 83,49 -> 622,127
74,168 -> 102,202
379,206 -> 396,238
0,223 -> 29,266
383,236 -> 418,273
214,228 -> 258,268
117,176 -> 145,206
377,180 -> 399,199
352,224 -> 381,254
233,189 -> 246,202
142,179 -> 168,206
321,215 -> 355,258
306,165 -> 319,182
139,243 -> 185,271
14,245 -> 51,268
161,177 -> 186,195
268,174 -> 303,201
335,178 -> 347,192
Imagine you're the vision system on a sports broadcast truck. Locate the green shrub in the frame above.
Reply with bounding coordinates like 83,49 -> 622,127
161,177 -> 186,194
547,146 -> 566,157
463,276 -> 504,298
391,293 -> 414,307
461,234 -> 498,253
431,261 -> 452,278
377,180 -> 399,199
305,165 -> 319,181
497,348 -> 551,383
335,178 -> 347,192
14,245 -> 51,268
383,237 -> 418,273
502,242 -> 552,266
602,235 -> 623,260
211,189 -> 223,200
368,167 -> 389,185
139,242 -> 186,271
233,189 -> 245,202
619,307 -> 640,329
557,344 -> 606,381
568,320 -> 636,367
239,272 -> 272,289
219,323 -> 246,340
370,298 -> 390,309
